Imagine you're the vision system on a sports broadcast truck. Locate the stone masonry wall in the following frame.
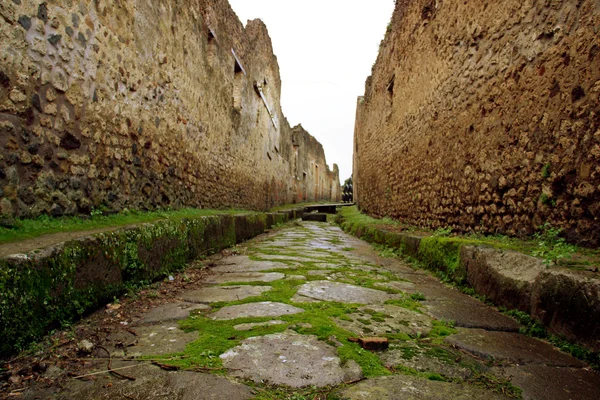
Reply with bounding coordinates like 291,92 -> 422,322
0,0 -> 339,219
291,124 -> 340,203
354,0 -> 600,245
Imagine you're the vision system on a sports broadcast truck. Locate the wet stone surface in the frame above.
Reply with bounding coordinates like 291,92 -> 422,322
293,280 -> 395,304
334,304 -> 432,337
423,296 -> 521,332
445,328 -> 586,367
233,320 -> 286,331
381,343 -> 485,381
15,221 -> 600,399
182,285 -> 272,303
209,302 -> 304,320
127,325 -> 198,357
208,256 -> 294,273
492,364 -> 600,400
337,374 -> 510,400
134,302 -> 210,325
202,271 -> 285,284
25,364 -> 254,400
220,331 -> 354,387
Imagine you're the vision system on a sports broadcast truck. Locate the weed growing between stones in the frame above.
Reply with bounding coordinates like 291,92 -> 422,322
169,299 -> 391,377
386,341 -> 522,398
468,374 -> 523,399
532,223 -> 577,267
143,226 -> 442,379
335,206 -> 600,371
389,364 -> 446,382
250,384 -> 339,400
384,296 -> 423,313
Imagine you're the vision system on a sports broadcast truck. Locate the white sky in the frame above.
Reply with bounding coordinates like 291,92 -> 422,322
228,0 -> 395,182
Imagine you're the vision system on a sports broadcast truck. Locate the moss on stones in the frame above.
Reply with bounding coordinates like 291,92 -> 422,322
0,211 -> 294,356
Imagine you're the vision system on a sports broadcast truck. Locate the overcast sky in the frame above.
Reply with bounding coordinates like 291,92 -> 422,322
228,0 -> 395,182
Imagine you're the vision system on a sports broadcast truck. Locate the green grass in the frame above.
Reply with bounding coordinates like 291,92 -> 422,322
171,299 -> 391,377
338,206 -> 540,256
141,233 -> 416,379
0,208 -> 250,245
339,206 -> 600,271
384,297 -> 423,313
392,364 -> 446,381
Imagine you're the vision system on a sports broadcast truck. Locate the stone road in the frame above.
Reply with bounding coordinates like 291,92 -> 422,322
23,222 -> 600,399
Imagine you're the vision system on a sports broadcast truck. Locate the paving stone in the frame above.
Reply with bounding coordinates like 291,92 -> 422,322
337,374 -> 509,399
312,262 -> 346,269
220,331 -> 360,387
209,256 -> 294,273
343,359 -> 364,382
493,364 -> 600,400
134,302 -> 210,325
127,325 -> 198,357
30,364 -> 254,400
381,343 -> 484,381
233,320 -> 286,331
210,302 -> 304,320
290,294 -> 320,303
307,269 -> 334,275
255,253 -> 327,263
335,304 -> 432,337
423,297 -> 521,332
294,280 -> 395,304
374,280 -> 417,292
285,274 -> 308,281
445,328 -> 586,367
307,239 -> 337,250
182,285 -> 271,303
203,272 -> 285,284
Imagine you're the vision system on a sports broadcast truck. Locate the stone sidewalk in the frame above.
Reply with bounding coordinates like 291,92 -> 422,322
19,222 -> 600,399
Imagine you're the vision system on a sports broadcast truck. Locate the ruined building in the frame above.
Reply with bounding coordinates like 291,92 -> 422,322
354,0 -> 600,245
0,0 -> 340,219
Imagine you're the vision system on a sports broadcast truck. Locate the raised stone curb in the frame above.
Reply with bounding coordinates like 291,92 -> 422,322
337,212 -> 600,353
531,269 -> 600,352
460,245 -> 545,313
0,209 -> 302,356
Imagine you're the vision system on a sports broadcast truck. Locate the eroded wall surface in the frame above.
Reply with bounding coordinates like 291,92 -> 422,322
354,0 -> 600,245
0,0 -> 339,218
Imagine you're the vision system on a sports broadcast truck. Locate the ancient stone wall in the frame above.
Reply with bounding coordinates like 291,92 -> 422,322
354,0 -> 600,245
0,0 -> 339,218
291,124 -> 340,203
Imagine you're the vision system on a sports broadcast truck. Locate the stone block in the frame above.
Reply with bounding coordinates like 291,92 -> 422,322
460,246 -> 545,313
531,269 -> 600,352
302,213 -> 327,222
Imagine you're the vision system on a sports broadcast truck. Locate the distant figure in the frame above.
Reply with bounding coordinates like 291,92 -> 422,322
342,176 -> 353,203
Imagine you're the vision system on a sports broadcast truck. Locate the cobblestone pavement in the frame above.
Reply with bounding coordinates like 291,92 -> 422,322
20,222 -> 600,400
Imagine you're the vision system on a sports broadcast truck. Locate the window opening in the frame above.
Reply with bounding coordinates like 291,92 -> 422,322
254,81 -> 278,130
232,49 -> 246,110
386,75 -> 395,103
207,28 -> 217,65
